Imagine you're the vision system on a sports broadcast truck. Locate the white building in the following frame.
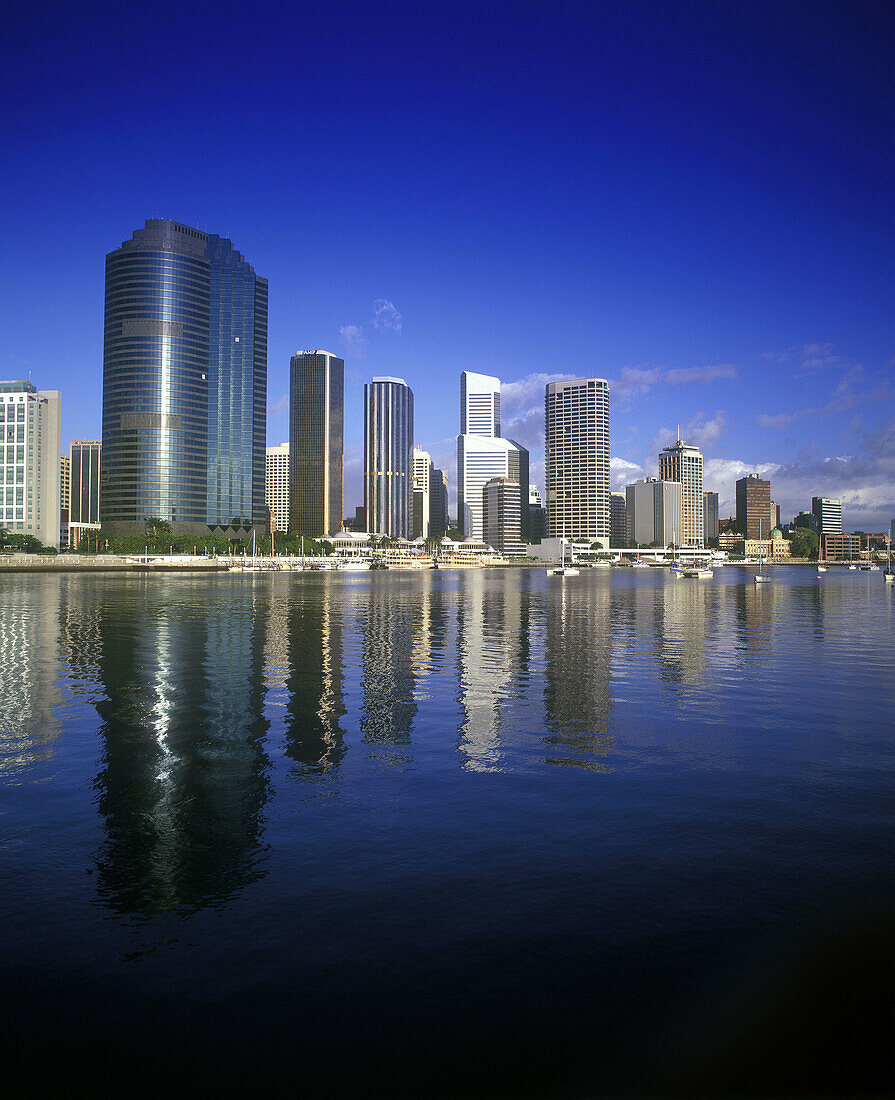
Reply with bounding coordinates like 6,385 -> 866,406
658,439 -> 703,548
625,477 -> 682,547
265,443 -> 290,533
456,371 -> 528,540
412,446 -> 432,538
0,381 -> 61,548
545,378 -> 610,546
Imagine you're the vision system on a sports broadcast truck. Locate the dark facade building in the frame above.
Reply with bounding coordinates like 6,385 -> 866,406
610,492 -> 627,547
364,377 -> 414,538
101,219 -> 267,537
483,478 -> 522,555
703,490 -> 719,543
70,440 -> 101,525
735,474 -> 771,540
289,351 -> 344,536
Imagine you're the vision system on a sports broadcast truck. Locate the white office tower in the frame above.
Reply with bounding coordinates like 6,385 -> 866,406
457,371 -> 528,540
412,447 -> 432,538
0,381 -> 61,549
461,371 -> 501,436
544,378 -> 610,544
658,439 -> 704,548
266,443 -> 289,533
483,477 -> 522,555
625,478 -> 682,547
811,497 -> 842,536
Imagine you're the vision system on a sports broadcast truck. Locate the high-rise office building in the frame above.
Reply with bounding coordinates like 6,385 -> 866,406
456,371 -> 528,540
101,219 -> 267,537
610,492 -> 627,547
659,439 -> 703,547
70,441 -> 101,525
545,378 -> 610,543
412,447 -> 432,539
483,477 -> 522,555
625,477 -> 682,547
0,381 -> 61,548
703,490 -> 719,543
289,351 -> 344,536
365,377 -> 413,538
735,473 -> 771,540
529,484 -> 547,542
811,497 -> 842,537
60,454 -> 70,547
430,469 -> 449,537
266,443 -> 289,533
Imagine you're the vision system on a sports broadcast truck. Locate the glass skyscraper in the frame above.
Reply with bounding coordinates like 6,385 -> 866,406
364,377 -> 413,538
101,219 -> 267,536
289,351 -> 344,536
545,378 -> 610,543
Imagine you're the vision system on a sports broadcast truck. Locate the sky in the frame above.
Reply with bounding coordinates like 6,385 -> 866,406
2,0 -> 893,528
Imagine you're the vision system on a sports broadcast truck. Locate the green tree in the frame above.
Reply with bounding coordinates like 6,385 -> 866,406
789,528 -> 818,559
145,516 -> 173,537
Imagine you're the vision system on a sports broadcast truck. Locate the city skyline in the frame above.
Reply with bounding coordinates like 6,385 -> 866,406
3,3 -> 893,528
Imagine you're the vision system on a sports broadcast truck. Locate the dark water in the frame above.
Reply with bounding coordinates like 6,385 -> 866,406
2,568 -> 893,1096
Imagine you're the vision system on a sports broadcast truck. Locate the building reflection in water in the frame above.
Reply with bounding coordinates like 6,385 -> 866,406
89,577 -> 271,915
456,571 -> 531,771
543,579 -> 613,770
658,577 -> 709,686
282,576 -> 346,776
0,577 -> 64,775
359,577 -> 417,768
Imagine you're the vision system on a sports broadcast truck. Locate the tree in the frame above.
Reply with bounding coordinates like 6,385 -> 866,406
145,516 -> 173,537
789,528 -> 818,559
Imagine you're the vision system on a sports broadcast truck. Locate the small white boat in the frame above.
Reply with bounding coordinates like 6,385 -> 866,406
753,573 -> 770,583
683,568 -> 714,578
817,565 -> 827,573
337,559 -> 371,571
547,539 -> 580,576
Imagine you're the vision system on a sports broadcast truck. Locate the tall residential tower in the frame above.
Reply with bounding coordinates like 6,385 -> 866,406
0,381 -> 61,548
545,378 -> 610,544
101,219 -> 267,537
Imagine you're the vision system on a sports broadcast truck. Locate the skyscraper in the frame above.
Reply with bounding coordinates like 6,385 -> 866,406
430,468 -> 449,537
266,443 -> 289,533
0,381 -> 61,548
70,441 -> 101,526
811,497 -> 842,537
289,351 -> 344,536
703,490 -> 719,543
483,478 -> 522,555
625,478 -> 682,547
457,371 -> 529,540
545,378 -> 610,543
610,491 -> 627,547
101,219 -> 267,537
529,484 -> 547,542
365,377 -> 413,538
659,439 -> 704,547
735,473 -> 771,540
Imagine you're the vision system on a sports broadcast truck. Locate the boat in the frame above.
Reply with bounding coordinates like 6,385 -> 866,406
816,531 -> 827,573
370,558 -> 389,570
683,567 -> 714,579
337,559 -> 371,571
754,520 -> 770,583
547,538 -> 580,576
884,541 -> 894,583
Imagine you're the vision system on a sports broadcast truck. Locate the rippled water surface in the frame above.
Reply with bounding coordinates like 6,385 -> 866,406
2,568 -> 894,1095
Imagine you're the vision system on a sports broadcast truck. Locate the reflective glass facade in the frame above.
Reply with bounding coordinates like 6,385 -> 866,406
289,352 -> 344,536
101,220 -> 267,535
364,377 -> 413,538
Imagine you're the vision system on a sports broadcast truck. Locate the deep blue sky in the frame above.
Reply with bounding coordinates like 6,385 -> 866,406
2,0 -> 893,526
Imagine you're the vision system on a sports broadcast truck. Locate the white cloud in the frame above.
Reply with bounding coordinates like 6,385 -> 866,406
610,456 -> 645,491
757,412 -> 795,429
649,411 -> 727,458
340,324 -> 368,357
269,393 -> 288,417
664,364 -> 737,385
761,342 -> 847,371
372,299 -> 402,333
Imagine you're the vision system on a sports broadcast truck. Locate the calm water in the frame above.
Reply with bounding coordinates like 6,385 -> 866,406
2,567 -> 894,1096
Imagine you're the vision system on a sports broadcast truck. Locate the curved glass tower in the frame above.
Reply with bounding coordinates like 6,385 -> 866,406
364,377 -> 413,539
101,220 -> 267,536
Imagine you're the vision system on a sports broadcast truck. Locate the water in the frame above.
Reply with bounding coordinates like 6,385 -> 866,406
2,567 -> 893,1095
